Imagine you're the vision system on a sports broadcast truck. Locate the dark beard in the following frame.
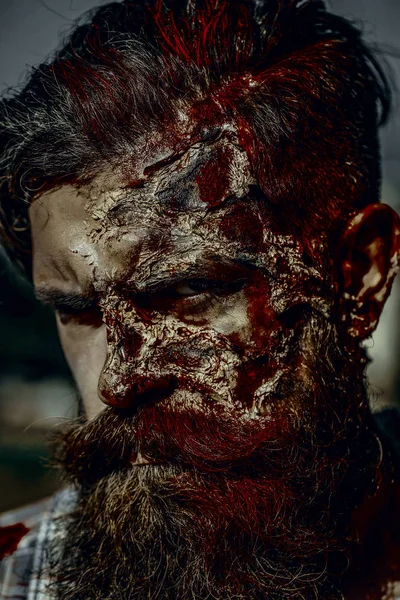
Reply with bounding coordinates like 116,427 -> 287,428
45,316 -> 383,599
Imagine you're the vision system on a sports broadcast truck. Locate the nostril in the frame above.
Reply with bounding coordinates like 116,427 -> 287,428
98,374 -> 177,409
135,375 -> 176,397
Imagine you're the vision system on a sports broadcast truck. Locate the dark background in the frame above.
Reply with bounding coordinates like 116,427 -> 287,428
0,0 -> 399,512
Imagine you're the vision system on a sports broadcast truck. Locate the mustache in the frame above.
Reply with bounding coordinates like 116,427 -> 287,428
51,400 -> 303,488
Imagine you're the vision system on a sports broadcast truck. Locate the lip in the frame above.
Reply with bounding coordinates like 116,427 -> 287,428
129,450 -> 154,466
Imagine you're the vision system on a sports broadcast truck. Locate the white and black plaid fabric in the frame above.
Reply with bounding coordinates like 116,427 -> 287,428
0,488 -> 77,600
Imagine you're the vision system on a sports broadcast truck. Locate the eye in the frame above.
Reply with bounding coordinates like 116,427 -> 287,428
174,280 -> 218,297
173,278 -> 246,299
133,277 -> 246,314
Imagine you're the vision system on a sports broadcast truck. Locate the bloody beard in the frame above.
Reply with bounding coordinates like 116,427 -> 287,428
46,310 -> 383,600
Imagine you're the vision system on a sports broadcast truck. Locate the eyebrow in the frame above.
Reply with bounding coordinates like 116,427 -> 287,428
34,288 -> 96,312
34,258 -> 259,309
121,257 -> 259,295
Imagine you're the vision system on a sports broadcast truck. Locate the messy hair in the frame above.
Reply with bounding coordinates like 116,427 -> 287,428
0,0 -> 392,271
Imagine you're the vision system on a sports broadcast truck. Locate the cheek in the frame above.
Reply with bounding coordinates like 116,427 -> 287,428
227,275 -> 282,352
227,278 -> 293,408
56,317 -> 108,419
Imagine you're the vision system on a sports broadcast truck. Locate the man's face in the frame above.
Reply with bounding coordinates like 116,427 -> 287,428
30,119 -> 331,425
28,116 -> 383,599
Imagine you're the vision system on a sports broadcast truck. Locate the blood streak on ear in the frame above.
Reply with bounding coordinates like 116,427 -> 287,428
339,203 -> 400,339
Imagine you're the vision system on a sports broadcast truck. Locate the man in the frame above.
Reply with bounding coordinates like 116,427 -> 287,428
0,0 -> 400,598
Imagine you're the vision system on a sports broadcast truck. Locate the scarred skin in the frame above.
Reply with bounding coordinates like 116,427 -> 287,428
29,108 -> 400,597
30,116 -> 333,422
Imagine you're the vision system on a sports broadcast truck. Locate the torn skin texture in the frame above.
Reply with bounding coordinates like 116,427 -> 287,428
35,117 -> 333,418
30,113 -> 400,599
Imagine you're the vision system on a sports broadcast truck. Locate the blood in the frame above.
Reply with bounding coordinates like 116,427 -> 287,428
196,147 -> 233,208
219,202 -> 264,253
229,271 -> 287,408
0,523 -> 29,560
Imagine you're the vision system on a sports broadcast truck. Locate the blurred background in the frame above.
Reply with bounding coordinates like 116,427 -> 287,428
0,0 -> 399,512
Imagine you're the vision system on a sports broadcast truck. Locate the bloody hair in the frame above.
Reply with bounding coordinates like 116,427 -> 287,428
0,0 -> 392,272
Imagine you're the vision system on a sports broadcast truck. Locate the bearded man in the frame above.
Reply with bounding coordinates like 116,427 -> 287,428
1,0 -> 400,598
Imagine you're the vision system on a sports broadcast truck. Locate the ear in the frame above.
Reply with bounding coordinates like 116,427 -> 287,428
339,203 -> 400,339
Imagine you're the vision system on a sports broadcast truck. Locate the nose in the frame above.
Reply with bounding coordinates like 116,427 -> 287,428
98,342 -> 176,409
99,373 -> 176,409
98,294 -> 182,409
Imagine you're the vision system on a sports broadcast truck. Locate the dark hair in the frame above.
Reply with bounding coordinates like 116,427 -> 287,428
0,0 -> 392,271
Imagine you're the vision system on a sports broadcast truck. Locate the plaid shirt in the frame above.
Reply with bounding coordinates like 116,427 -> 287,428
0,488 -> 77,600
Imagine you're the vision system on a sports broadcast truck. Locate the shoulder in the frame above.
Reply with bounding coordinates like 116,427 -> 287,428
0,496 -> 52,600
0,488 -> 78,600
0,495 -> 52,558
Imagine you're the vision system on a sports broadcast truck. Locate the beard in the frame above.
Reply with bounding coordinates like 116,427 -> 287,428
45,313 -> 384,600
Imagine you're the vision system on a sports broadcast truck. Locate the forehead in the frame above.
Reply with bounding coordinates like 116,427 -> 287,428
86,124 -> 253,218
29,124 -> 258,292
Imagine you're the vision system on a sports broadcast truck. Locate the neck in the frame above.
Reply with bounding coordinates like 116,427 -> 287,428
344,454 -> 400,599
